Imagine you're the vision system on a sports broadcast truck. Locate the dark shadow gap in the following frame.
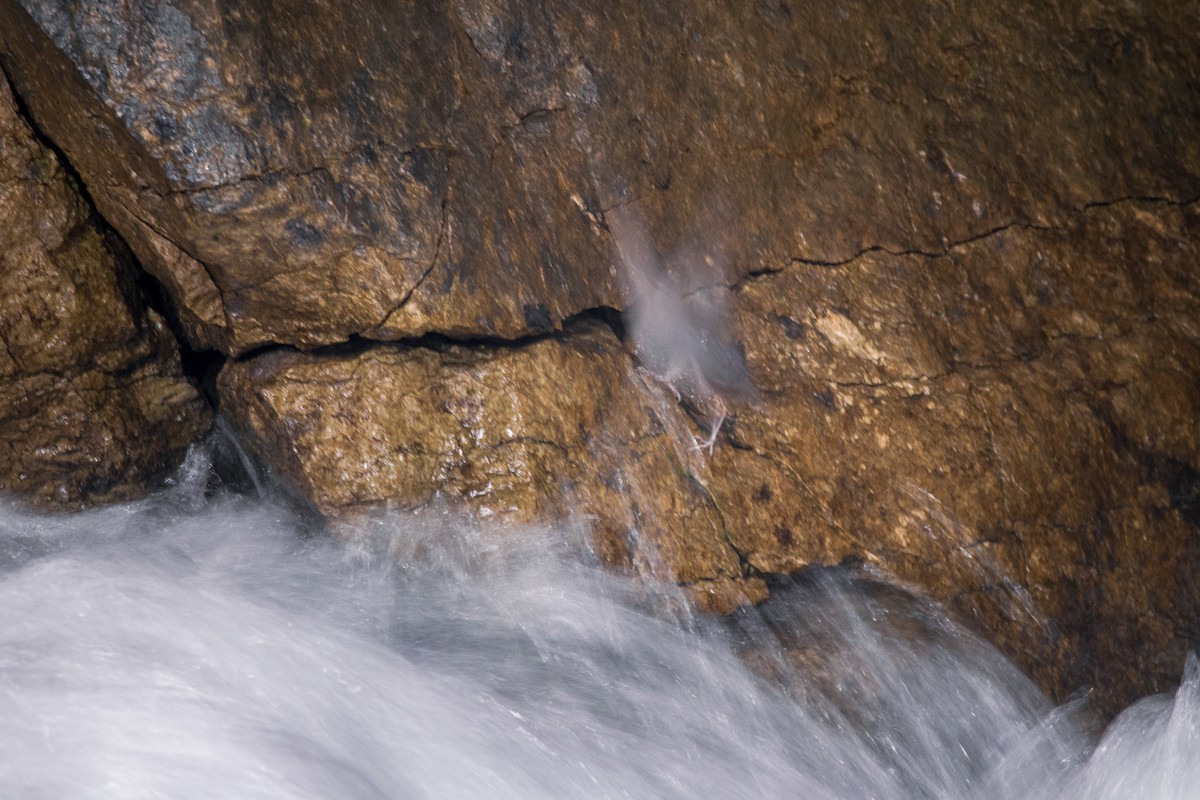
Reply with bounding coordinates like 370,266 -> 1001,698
228,303 -> 630,365
1,62 -> 226,410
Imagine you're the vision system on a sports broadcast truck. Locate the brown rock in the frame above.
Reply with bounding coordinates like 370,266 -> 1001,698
0,71 -> 210,507
216,192 -> 1199,714
218,321 -> 766,612
714,199 -> 1200,716
2,0 -> 1196,717
1,1 -> 1196,353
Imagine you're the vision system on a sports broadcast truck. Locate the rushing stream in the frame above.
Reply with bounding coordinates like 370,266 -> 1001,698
1,443 -> 1196,799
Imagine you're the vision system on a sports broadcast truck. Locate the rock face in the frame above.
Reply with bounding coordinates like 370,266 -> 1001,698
719,198 -> 1200,715
0,72 -> 210,507
218,198 -> 1200,715
2,0 -> 1199,716
1,0 -> 1196,353
219,321 -> 765,612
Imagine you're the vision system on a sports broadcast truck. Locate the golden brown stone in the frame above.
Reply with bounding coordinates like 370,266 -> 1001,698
0,72 -> 210,507
215,200 -> 1198,715
2,0 -> 1196,718
219,322 -> 767,611
715,200 -> 1200,715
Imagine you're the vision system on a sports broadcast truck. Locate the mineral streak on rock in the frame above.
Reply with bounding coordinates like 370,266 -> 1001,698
0,70 -> 211,507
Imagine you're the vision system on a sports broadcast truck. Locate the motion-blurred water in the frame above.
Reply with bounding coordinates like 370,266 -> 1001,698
0,445 -> 1196,799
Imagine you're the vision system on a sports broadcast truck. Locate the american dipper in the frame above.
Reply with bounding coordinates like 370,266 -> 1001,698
608,209 -> 756,454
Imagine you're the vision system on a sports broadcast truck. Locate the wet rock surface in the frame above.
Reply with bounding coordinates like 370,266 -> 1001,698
218,198 -> 1200,715
1,0 -> 1197,353
219,321 -> 765,612
0,0 -> 1197,716
0,72 -> 210,507
717,198 -> 1200,715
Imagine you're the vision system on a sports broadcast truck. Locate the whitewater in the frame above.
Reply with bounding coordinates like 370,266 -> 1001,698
1,439 -> 1196,799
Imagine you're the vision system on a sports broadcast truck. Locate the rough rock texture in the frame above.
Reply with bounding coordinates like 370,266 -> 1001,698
218,198 -> 1200,715
0,72 -> 210,507
219,321 -> 765,612
2,0 -> 1199,717
1,0 -> 1197,353
716,198 -> 1200,715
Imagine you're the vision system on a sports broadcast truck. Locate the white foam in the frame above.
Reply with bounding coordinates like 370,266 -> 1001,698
0,449 -> 1194,798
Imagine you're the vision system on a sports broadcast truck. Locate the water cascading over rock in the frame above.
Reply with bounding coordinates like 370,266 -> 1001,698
0,0 -> 1198,716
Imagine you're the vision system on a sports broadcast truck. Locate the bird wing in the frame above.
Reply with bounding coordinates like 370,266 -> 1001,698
608,204 -> 757,406
608,209 -> 701,381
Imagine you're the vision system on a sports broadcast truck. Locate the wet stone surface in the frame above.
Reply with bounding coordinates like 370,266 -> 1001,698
717,199 -> 1200,715
0,0 -> 1198,716
219,321 -> 766,613
0,71 -> 210,507
1,0 -> 1196,353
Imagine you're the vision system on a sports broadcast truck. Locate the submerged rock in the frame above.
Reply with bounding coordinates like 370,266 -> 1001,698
0,72 -> 210,507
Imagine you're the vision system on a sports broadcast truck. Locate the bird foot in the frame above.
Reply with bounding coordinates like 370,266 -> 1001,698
688,412 -> 726,456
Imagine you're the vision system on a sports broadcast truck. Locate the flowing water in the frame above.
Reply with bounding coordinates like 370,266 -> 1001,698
0,443 -> 1196,799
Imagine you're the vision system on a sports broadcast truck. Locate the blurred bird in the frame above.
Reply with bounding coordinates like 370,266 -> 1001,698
608,207 -> 756,454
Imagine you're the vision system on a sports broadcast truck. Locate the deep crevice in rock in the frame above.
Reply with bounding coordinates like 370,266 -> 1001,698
2,64 -> 226,413
227,303 -> 628,365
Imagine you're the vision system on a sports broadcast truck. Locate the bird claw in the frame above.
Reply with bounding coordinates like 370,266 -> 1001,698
687,412 -> 726,456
